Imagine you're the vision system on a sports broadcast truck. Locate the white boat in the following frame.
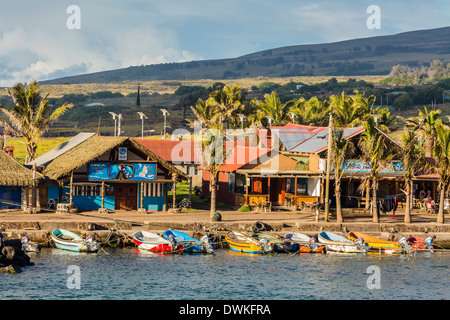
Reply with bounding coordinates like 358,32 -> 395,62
318,231 -> 370,253
133,230 -> 183,254
51,229 -> 98,252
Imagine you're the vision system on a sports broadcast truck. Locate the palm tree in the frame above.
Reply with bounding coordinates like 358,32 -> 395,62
253,91 -> 295,126
0,80 -> 73,163
399,106 -> 444,157
291,97 -> 330,126
433,124 -> 450,224
358,117 -> 392,223
330,128 -> 355,223
191,85 -> 244,219
330,91 -> 375,127
400,130 -> 428,223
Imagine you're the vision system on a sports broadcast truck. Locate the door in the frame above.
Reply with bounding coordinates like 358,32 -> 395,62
115,183 -> 137,210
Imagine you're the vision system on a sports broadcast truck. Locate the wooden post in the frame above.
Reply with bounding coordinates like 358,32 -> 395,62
189,177 -> 192,201
172,174 -> 177,209
140,182 -> 144,209
324,113 -> 333,222
101,181 -> 105,209
245,175 -> 249,206
268,177 -> 271,202
69,170 -> 73,206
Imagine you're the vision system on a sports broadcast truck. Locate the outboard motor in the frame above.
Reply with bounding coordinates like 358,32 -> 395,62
258,238 -> 271,253
424,237 -> 434,250
200,234 -> 214,254
355,237 -> 366,252
398,236 -> 411,249
21,235 -> 30,244
85,235 -> 98,251
168,234 -> 178,251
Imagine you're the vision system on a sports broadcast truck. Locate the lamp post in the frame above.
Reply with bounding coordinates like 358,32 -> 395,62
238,114 -> 245,130
137,112 -> 147,139
109,112 -> 118,136
117,114 -> 123,136
266,116 -> 274,127
160,109 -> 170,139
289,112 -> 297,124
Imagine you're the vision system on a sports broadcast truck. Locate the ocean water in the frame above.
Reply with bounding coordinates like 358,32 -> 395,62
1,248 -> 449,300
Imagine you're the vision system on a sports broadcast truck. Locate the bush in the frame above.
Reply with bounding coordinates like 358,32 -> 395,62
238,205 -> 251,212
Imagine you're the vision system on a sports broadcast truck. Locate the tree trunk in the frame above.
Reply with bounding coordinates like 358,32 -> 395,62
425,137 -> 433,158
372,178 -> 379,223
210,175 -> 217,220
437,184 -> 445,224
404,179 -> 411,224
335,179 -> 343,223
365,180 -> 370,210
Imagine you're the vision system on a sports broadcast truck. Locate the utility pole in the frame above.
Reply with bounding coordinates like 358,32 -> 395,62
160,109 -> 169,139
137,112 -> 147,139
324,112 -> 333,222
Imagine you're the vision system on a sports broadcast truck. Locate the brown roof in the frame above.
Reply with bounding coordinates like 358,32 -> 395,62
0,149 -> 43,186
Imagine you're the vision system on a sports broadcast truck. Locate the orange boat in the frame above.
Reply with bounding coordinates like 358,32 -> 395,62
407,236 -> 436,250
283,232 -> 326,254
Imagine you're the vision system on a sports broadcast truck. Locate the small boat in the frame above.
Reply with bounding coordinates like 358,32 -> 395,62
51,229 -> 98,252
133,230 -> 183,254
225,231 -> 272,254
21,235 -> 41,252
250,232 -> 291,253
348,232 -> 403,255
162,229 -> 214,254
318,231 -> 370,253
406,236 -> 436,250
283,232 -> 325,253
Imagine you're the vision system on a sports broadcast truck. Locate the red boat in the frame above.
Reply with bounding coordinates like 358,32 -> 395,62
407,236 -> 436,250
133,230 -> 183,253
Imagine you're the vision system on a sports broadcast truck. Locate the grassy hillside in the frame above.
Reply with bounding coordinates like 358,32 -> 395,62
39,26 -> 450,85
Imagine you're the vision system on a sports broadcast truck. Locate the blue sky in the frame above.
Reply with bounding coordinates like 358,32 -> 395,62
0,0 -> 449,86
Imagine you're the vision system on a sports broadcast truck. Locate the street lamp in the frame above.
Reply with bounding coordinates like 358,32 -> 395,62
117,114 -> 123,136
289,112 -> 297,124
266,116 -> 274,127
137,112 -> 147,139
237,114 -> 245,130
109,112 -> 118,136
160,109 -> 170,139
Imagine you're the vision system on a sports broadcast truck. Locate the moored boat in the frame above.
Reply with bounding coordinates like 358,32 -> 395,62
318,231 -> 370,253
162,229 -> 214,254
21,235 -> 41,252
348,232 -> 403,254
225,231 -> 272,254
51,229 -> 98,252
406,236 -> 436,250
251,232 -> 292,253
283,232 -> 325,253
133,230 -> 183,254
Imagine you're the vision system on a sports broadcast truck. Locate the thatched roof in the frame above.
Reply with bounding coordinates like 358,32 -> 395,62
0,150 -> 43,186
42,135 -> 187,181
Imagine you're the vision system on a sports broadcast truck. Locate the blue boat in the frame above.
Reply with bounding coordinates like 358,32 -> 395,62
162,229 -> 214,254
51,229 -> 99,252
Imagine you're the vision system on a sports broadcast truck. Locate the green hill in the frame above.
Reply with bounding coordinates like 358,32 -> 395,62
41,26 -> 450,84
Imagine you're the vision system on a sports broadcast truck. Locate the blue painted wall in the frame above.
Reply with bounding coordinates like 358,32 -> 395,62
73,195 -> 115,211
0,186 -> 22,209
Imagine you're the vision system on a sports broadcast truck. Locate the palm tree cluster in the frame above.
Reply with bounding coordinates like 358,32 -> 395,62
0,80 -> 73,163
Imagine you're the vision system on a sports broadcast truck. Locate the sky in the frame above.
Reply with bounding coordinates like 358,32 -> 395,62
0,0 -> 449,87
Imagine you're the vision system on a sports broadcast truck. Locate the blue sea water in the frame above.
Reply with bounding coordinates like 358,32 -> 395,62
1,248 -> 449,300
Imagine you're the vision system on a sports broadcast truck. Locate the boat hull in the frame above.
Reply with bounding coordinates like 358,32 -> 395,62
225,232 -> 269,254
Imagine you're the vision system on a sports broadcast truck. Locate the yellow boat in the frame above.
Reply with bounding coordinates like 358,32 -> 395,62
348,232 -> 403,254
225,231 -> 272,254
